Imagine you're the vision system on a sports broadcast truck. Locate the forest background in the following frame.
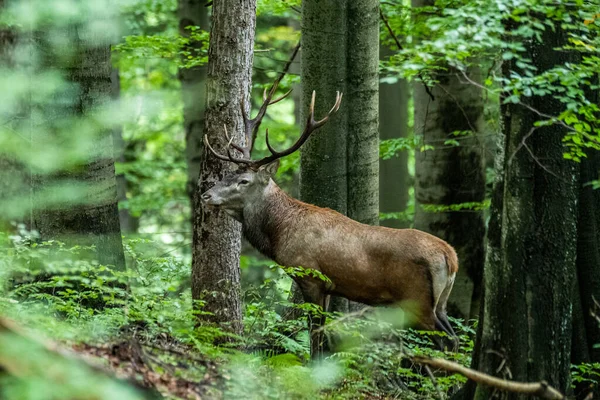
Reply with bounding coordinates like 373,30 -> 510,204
0,0 -> 599,399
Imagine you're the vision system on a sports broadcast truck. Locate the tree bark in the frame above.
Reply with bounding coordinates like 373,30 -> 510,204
300,0 -> 379,316
413,0 -> 485,321
191,0 -> 256,334
31,23 -> 125,270
346,0 -> 379,228
472,21 -> 578,399
300,1 -> 348,215
572,137 -> 600,400
379,46 -> 409,230
300,0 -> 349,315
179,0 -> 209,207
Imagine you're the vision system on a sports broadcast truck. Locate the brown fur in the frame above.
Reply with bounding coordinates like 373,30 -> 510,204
202,171 -> 459,352
242,181 -> 458,333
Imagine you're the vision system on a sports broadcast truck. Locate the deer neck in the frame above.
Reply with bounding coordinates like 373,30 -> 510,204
241,179 -> 298,262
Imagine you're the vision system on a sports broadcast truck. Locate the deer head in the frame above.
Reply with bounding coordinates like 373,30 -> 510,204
200,83 -> 342,220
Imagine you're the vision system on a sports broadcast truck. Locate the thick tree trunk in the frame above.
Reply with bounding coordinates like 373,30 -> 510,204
31,24 -> 125,270
572,148 -> 600,397
300,0 -> 379,325
191,0 -> 256,334
379,46 -> 409,229
572,82 -> 600,366
472,23 -> 578,399
300,1 -> 348,215
300,0 -> 349,316
179,0 -> 209,206
346,0 -> 379,228
300,0 -> 379,315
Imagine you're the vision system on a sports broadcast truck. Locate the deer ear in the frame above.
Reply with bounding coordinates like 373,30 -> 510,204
259,159 -> 280,177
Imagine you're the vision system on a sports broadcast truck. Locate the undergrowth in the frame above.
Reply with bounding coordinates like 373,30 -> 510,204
2,233 -> 595,399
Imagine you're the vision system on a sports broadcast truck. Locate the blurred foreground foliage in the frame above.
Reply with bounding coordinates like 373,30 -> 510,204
0,232 -> 477,399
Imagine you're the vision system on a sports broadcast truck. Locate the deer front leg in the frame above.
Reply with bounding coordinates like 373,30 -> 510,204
297,278 -> 328,358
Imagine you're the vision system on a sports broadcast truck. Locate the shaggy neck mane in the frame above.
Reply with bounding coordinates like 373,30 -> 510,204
241,180 -> 305,262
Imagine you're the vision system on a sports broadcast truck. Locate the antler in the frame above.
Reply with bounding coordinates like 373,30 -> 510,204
204,90 -> 343,169
253,90 -> 343,168
203,77 -> 292,164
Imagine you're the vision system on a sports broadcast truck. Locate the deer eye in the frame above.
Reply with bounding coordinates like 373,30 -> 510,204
239,179 -> 250,185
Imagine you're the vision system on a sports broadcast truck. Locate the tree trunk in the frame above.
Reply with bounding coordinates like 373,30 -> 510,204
0,6 -> 30,230
179,0 -> 209,207
300,0 -> 378,321
572,139 -> 600,400
472,22 -> 578,399
379,46 -> 409,229
111,68 -> 138,234
31,24 -> 125,270
346,0 -> 379,229
191,0 -> 256,335
300,0 -> 349,315
413,0 -> 485,322
299,1 -> 348,215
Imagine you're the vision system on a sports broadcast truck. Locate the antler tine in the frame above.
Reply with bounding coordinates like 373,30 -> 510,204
264,88 -> 293,105
203,126 -> 254,165
223,124 -> 246,155
203,134 -> 231,162
256,91 -> 343,168
313,91 -> 343,127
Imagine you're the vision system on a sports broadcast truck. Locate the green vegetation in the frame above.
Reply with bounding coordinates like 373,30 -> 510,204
1,0 -> 599,398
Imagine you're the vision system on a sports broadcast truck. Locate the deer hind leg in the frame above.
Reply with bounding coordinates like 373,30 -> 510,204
428,256 -> 458,348
434,272 -> 458,350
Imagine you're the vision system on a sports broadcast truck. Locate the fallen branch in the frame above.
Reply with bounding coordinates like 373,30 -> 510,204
412,356 -> 565,400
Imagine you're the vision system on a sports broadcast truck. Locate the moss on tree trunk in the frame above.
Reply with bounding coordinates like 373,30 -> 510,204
472,21 -> 578,399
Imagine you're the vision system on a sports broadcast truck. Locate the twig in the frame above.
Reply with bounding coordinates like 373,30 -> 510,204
312,306 -> 374,333
379,7 -> 435,101
412,356 -> 565,400
423,364 -> 444,400
379,8 -> 403,51
276,41 -> 301,83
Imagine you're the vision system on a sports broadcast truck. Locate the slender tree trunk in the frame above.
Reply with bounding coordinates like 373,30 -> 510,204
111,68 -> 138,234
179,0 -> 209,207
379,46 -> 409,229
472,22 -> 578,399
0,5 -> 29,229
191,0 -> 256,334
413,0 -> 485,321
31,23 -> 125,270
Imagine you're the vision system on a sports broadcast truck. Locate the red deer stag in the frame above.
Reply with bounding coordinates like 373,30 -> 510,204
200,84 -> 458,355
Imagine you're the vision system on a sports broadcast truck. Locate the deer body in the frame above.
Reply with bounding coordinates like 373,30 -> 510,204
242,180 -> 457,311
200,85 -> 458,355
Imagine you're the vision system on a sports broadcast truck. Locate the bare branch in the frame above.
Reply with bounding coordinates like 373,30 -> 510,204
411,356 -> 565,400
